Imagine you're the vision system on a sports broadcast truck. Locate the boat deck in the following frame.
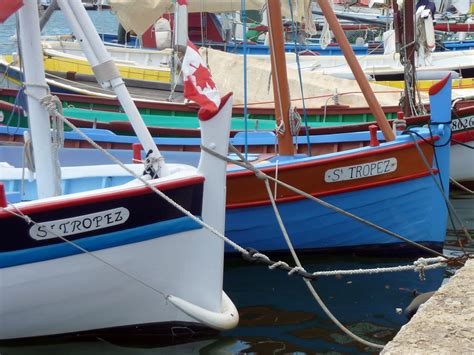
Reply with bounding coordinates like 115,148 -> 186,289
381,259 -> 474,354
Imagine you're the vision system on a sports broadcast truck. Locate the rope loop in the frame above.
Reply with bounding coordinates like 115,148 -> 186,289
289,106 -> 302,137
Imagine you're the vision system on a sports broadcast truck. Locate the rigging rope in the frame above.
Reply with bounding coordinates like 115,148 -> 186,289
9,93 -> 471,350
288,0 -> 312,155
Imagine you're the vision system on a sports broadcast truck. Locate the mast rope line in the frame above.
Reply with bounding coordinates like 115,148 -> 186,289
1,204 -> 170,300
450,177 -> 474,195
11,93 -> 471,349
6,94 -> 457,280
407,132 -> 473,242
205,144 -> 451,259
287,0 -> 312,155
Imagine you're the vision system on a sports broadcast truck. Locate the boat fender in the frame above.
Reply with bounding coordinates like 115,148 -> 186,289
0,182 -> 6,208
167,291 -> 239,330
404,291 -> 436,319
154,18 -> 171,50
423,13 -> 435,49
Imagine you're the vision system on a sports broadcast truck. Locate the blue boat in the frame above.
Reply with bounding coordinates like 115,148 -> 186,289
1,75 -> 453,255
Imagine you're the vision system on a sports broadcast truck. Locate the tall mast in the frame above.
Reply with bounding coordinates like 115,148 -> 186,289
57,0 -> 168,176
266,0 -> 295,156
18,0 -> 60,198
315,0 -> 396,141
393,0 -> 416,117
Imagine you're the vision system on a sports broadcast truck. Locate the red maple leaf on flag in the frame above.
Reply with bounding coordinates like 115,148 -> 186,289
190,63 -> 216,91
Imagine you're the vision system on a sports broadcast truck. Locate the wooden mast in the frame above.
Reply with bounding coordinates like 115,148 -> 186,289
267,0 -> 295,156
315,0 -> 396,141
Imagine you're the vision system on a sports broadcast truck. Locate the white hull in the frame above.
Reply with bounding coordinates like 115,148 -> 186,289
451,141 -> 474,182
0,227 -> 224,339
286,50 -> 474,77
42,41 -> 172,69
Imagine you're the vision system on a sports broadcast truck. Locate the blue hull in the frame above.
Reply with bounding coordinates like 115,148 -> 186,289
225,175 -> 446,253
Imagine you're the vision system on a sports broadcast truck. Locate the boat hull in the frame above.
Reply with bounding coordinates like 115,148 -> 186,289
225,174 -> 446,253
0,177 -> 226,340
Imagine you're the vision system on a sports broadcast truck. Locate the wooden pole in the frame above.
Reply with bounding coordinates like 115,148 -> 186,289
403,0 -> 416,117
266,0 -> 295,156
315,0 -> 396,141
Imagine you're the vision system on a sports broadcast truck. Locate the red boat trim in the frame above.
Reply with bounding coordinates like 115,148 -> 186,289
452,129 -> 474,144
0,176 -> 204,218
227,170 -> 437,209
429,74 -> 451,96
228,137 -> 439,179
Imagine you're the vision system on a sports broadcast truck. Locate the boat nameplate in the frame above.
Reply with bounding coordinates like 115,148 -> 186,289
452,116 -> 474,132
324,158 -> 397,183
29,207 -> 130,240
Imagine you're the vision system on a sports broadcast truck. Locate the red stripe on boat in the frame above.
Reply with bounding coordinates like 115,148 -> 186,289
227,170 -> 438,209
429,74 -> 451,96
0,176 -> 204,218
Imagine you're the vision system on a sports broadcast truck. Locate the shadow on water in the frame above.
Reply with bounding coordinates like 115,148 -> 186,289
0,253 -> 448,354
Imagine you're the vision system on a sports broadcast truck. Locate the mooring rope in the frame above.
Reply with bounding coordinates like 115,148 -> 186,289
407,132 -> 472,242
205,144 -> 448,259
1,204 -> 169,299
8,93 -> 470,350
263,175 -> 383,349
450,177 -> 474,195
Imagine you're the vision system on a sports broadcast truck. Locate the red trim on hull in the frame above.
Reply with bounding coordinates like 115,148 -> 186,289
452,129 -> 474,144
227,170 -> 437,209
429,74 -> 451,96
0,176 -> 204,219
228,137 -> 439,179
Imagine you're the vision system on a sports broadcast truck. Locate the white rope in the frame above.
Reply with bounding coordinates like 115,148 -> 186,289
319,0 -> 334,49
7,93 -> 456,350
450,177 -> 474,194
262,177 -> 385,349
311,257 -> 446,277
1,204 -> 169,299
29,93 -> 249,256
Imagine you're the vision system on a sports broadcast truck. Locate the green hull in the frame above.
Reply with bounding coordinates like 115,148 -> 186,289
0,92 -> 398,136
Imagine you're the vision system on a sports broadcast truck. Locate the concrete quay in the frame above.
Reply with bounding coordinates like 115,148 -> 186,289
382,259 -> 474,354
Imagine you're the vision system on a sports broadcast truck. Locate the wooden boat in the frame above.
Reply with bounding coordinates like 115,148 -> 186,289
289,49 -> 474,81
2,48 -> 171,83
0,87 -> 402,125
4,0 -> 455,256
0,57 -> 179,102
0,0 -> 237,341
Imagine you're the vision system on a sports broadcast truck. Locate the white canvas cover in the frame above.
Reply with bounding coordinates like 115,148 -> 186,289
200,48 -> 406,108
109,0 -> 313,36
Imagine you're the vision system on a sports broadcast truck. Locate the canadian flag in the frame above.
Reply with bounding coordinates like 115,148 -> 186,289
182,41 -> 221,120
0,0 -> 23,24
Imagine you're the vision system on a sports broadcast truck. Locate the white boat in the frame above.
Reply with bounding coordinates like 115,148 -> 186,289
42,40 -> 172,68
0,0 -> 237,341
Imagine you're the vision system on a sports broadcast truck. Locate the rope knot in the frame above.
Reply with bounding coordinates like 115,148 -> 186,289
288,266 -> 306,276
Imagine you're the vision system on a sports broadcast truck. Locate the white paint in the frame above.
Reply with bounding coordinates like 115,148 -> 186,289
451,141 -> 474,182
452,116 -> 474,132
57,0 -> 168,176
29,207 -> 130,240
17,0 -> 58,198
325,158 -> 397,183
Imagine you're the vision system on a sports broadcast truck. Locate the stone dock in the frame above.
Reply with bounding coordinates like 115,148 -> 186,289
382,259 -> 474,354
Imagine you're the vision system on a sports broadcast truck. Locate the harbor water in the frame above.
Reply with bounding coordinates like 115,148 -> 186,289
0,9 -> 473,355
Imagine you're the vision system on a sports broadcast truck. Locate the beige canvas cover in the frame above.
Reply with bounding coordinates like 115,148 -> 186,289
201,48 -> 407,109
109,0 -> 313,36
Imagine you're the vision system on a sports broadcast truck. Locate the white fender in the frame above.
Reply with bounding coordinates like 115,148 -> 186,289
168,291 -> 239,330
153,18 -> 171,50
423,13 -> 435,49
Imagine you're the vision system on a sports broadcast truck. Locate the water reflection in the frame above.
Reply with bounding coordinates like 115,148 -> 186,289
0,255 -> 447,354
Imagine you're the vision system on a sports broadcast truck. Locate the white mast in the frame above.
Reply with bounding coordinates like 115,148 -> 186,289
57,0 -> 168,176
18,0 -> 60,198
174,0 -> 188,51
